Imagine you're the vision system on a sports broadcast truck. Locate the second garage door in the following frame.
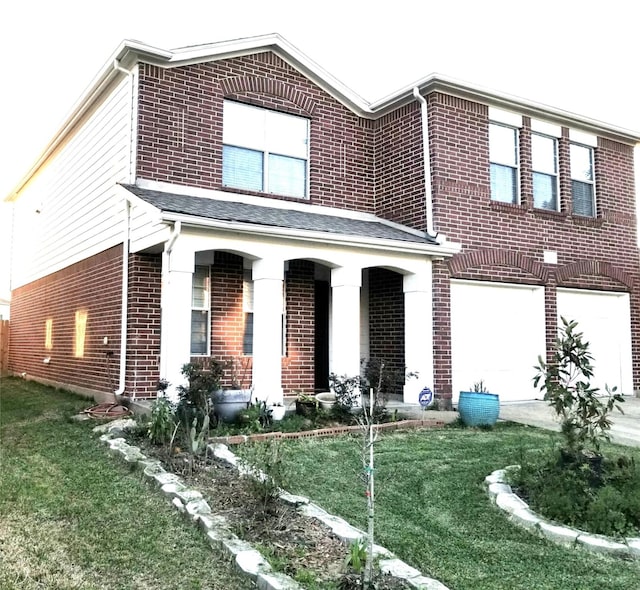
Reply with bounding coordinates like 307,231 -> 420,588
556,288 -> 632,395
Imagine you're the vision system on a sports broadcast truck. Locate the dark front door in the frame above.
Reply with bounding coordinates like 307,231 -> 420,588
314,280 -> 330,391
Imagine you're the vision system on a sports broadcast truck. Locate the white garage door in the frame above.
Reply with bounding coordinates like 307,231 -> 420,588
450,281 -> 546,402
556,288 -> 632,395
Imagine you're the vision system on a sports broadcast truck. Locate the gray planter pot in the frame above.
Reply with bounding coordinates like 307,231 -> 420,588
211,389 -> 252,423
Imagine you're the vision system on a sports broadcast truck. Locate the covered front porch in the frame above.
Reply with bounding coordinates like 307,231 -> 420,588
159,228 -> 448,406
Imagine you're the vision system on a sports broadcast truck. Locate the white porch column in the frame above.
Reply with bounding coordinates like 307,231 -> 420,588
403,262 -> 434,404
160,243 -> 195,400
251,257 -> 284,404
330,266 -> 362,379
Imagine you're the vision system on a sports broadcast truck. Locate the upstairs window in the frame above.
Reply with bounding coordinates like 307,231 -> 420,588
223,101 -> 309,199
570,143 -> 595,217
489,123 -> 519,204
531,133 -> 559,211
191,266 -> 210,355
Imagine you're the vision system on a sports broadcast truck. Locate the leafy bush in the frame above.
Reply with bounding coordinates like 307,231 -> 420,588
176,360 -> 223,426
236,440 -> 290,513
147,396 -> 176,446
513,450 -> 640,537
533,316 -> 624,455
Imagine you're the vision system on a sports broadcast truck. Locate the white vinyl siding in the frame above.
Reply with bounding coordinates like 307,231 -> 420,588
11,75 -> 135,288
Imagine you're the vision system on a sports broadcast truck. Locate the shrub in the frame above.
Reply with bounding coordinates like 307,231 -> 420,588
533,316 -> 624,455
147,396 -> 176,446
236,439 -> 290,513
513,450 -> 640,537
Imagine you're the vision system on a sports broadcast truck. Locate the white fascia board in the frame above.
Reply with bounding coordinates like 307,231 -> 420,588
159,211 -> 461,258
136,34 -> 373,116
372,74 -> 640,145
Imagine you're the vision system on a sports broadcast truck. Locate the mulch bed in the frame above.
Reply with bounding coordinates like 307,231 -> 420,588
132,435 -> 412,589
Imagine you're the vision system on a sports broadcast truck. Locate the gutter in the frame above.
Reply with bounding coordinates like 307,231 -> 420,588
159,212 -> 460,258
412,87 -> 438,240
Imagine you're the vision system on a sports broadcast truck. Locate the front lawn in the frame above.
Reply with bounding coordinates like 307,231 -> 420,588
278,425 -> 640,590
0,377 -> 252,590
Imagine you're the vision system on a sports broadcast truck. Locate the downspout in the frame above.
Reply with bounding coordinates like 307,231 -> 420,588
113,58 -> 134,398
413,87 -> 438,240
114,198 -> 130,397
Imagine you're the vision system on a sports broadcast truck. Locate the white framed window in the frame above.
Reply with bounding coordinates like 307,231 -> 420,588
242,269 -> 254,355
191,265 -> 210,355
531,133 -> 559,211
489,123 -> 519,204
223,101 -> 309,199
242,269 -> 286,356
570,143 -> 595,217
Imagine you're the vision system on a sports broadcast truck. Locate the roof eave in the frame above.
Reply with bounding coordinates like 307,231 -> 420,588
370,74 -> 640,145
159,211 -> 460,257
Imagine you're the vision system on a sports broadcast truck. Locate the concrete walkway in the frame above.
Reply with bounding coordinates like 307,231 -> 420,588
498,395 -> 640,448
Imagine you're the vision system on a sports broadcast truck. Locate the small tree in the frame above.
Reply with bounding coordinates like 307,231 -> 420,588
533,317 -> 624,456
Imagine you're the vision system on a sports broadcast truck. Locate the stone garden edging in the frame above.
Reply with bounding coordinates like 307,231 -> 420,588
93,418 -> 450,590
485,467 -> 640,559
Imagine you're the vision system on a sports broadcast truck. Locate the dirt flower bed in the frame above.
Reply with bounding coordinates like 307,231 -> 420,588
130,434 -> 411,589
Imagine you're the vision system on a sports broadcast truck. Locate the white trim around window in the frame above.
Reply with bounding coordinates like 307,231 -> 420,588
570,142 -> 596,217
222,100 -> 310,199
531,132 -> 559,211
191,265 -> 210,355
489,122 -> 520,204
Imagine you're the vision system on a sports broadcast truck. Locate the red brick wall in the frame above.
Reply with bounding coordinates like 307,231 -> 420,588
8,247 -> 165,399
209,252 -> 250,388
368,268 -> 405,395
422,92 -> 640,398
136,54 -> 375,212
206,254 -> 316,394
375,104 -> 426,229
126,253 -> 162,397
282,260 -> 315,394
9,246 -> 123,396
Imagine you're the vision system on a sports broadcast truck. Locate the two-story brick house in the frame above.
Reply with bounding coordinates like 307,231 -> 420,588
6,34 -> 639,408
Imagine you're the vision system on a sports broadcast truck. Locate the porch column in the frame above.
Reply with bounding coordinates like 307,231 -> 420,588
251,257 -> 284,405
330,266 -> 362,380
160,243 -> 195,400
403,263 -> 434,404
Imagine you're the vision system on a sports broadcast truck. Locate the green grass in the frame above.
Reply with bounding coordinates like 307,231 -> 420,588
278,424 -> 640,590
0,377 -> 252,590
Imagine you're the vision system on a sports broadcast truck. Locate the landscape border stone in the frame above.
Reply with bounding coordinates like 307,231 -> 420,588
485,467 -> 640,559
93,417 -> 451,590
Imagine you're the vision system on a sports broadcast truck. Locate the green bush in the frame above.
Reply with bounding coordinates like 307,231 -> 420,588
514,450 -> 640,537
533,317 -> 624,454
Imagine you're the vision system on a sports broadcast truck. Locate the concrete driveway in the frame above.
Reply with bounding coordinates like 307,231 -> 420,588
499,396 -> 640,447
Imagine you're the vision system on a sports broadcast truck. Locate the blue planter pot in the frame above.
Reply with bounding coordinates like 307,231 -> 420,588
458,391 -> 500,427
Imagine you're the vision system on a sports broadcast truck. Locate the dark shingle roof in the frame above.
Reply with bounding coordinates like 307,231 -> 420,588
124,185 -> 436,245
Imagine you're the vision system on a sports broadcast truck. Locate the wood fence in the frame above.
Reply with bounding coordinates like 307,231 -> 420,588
0,320 -> 9,377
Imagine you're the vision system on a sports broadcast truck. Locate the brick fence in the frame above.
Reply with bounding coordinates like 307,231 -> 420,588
209,418 -> 446,445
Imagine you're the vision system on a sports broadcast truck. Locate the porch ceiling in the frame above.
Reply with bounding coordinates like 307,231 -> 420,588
123,184 -> 437,245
